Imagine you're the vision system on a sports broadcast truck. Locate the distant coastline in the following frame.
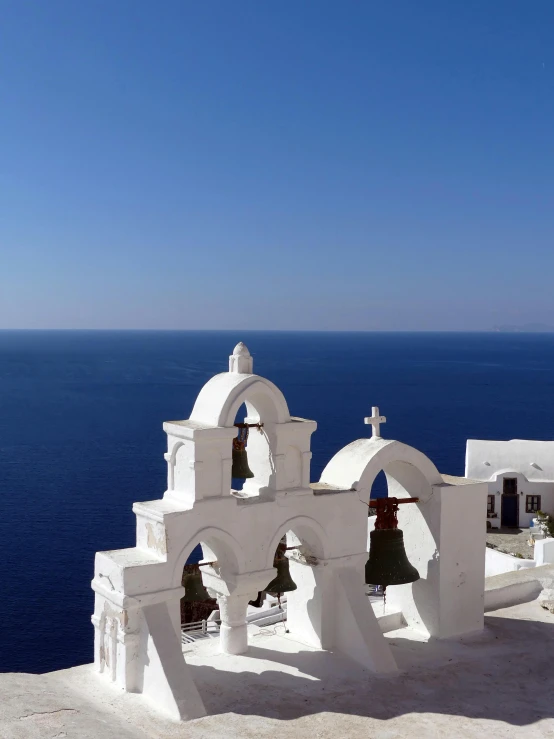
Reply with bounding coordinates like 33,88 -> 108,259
492,323 -> 554,333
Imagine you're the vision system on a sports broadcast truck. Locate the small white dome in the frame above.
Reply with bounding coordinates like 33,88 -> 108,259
232,342 -> 251,357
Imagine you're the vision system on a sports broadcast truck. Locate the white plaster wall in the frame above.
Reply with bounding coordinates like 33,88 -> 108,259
321,439 -> 486,640
466,439 -> 554,527
484,579 -> 543,612
484,539 -> 554,577
465,439 -> 554,528
485,547 -> 536,578
93,481 -> 393,720
133,490 -> 370,592
484,476 -> 554,528
535,537 -> 554,566
437,482 -> 487,637
385,478 -> 486,638
466,439 -> 554,482
383,468 -> 442,637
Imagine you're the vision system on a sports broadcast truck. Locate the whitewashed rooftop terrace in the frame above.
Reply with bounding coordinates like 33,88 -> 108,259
2,595 -> 553,739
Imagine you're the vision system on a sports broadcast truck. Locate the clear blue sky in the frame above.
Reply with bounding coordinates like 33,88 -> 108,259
1,1 -> 552,330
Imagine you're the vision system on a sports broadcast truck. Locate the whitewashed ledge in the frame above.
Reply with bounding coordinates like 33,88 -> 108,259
484,562 -> 554,612
3,596 -> 554,739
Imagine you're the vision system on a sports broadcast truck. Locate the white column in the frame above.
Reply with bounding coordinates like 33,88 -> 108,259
202,569 -> 274,655
217,594 -> 250,655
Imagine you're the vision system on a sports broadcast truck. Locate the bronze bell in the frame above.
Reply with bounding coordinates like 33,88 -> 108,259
182,567 -> 212,602
365,528 -> 420,588
231,444 -> 254,479
266,555 -> 298,596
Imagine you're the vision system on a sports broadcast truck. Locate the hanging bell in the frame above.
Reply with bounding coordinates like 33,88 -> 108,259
266,556 -> 298,596
182,567 -> 212,602
365,528 -> 420,588
231,445 -> 254,479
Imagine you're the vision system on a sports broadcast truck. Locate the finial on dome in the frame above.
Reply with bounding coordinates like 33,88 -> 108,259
229,342 -> 253,374
233,342 -> 250,356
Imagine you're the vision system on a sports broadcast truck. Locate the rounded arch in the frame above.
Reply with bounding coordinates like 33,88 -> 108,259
493,469 -> 528,483
168,440 -> 184,464
320,438 -> 442,504
190,373 -> 291,428
171,526 -> 246,588
321,437 -> 443,636
264,515 -> 328,569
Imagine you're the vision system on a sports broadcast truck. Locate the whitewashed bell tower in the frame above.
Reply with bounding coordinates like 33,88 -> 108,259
91,342 -> 488,722
164,342 -> 316,506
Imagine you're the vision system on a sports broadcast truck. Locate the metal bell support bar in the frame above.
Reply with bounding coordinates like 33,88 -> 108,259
365,497 -> 420,591
368,497 -> 420,527
231,422 -> 264,480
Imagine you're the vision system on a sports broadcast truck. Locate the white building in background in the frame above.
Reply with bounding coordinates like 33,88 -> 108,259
466,439 -> 554,529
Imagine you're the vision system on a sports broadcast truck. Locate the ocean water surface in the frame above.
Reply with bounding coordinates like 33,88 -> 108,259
1,330 -> 554,673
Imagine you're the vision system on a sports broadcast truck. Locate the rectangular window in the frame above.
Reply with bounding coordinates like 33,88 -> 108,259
526,495 -> 541,513
487,495 -> 495,515
503,478 -> 517,495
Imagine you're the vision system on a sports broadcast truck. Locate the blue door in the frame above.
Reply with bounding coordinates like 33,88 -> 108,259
501,495 -> 519,528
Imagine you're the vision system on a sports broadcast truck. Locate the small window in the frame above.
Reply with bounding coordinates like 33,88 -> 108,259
487,495 -> 495,515
503,478 -> 517,495
526,495 -> 541,513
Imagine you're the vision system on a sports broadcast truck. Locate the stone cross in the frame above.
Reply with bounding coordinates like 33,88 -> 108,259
364,406 -> 386,439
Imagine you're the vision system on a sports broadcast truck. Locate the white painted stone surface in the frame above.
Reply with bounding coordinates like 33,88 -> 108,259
322,446 -> 487,638
466,439 -> 554,527
484,538 -> 554,577
5,596 -> 554,739
91,345 -> 488,720
535,537 -> 554,566
484,563 -> 554,611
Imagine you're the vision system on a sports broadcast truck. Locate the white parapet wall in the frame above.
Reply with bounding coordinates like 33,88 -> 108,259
485,537 -> 554,578
535,537 -> 554,566
485,548 -> 536,578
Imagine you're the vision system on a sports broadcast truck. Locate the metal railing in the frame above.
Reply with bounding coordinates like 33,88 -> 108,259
181,619 -> 220,644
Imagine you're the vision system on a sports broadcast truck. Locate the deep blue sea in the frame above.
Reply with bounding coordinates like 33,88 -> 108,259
2,330 -> 554,674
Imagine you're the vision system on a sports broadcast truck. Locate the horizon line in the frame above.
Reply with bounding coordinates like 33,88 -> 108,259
0,328 -> 551,335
